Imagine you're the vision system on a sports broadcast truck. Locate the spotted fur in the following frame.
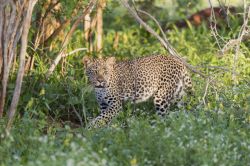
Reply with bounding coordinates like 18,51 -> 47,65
83,55 -> 193,128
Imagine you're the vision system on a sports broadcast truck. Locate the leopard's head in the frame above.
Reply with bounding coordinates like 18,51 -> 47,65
83,56 -> 116,88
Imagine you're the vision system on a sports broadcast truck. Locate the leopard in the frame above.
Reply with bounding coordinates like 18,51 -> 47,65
83,55 -> 193,128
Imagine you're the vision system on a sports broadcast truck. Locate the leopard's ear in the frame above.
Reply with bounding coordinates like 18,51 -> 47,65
82,56 -> 93,68
106,57 -> 116,68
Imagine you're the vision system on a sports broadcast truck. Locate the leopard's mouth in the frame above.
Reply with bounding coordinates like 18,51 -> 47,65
95,85 -> 105,88
95,81 -> 106,88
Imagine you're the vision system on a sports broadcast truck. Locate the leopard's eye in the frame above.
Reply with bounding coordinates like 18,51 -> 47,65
103,70 -> 108,75
88,69 -> 96,75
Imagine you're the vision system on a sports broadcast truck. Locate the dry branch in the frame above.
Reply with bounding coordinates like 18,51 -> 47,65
232,4 -> 250,83
208,0 -> 250,56
209,0 -> 250,83
220,32 -> 250,55
65,48 -> 88,57
72,106 -> 83,127
208,0 -> 225,50
46,0 -> 97,78
120,0 -> 206,78
201,75 -> 219,106
41,2 -> 80,49
202,77 -> 210,106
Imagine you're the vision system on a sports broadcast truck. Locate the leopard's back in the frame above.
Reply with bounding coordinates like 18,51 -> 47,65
114,55 -> 192,103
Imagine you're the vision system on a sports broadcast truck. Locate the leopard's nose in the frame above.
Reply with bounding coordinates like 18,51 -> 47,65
96,74 -> 105,87
97,74 -> 104,82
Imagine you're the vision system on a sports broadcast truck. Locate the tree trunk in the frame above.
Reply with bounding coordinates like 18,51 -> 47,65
113,32 -> 120,49
96,0 -> 106,54
84,13 -> 91,41
0,0 -> 23,117
0,0 -> 37,121
6,0 -> 38,130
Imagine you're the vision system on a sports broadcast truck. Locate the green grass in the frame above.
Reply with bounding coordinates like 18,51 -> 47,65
1,108 -> 250,165
1,15 -> 250,165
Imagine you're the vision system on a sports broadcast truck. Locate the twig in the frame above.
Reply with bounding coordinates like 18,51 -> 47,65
209,0 -> 250,84
208,0 -> 225,50
47,48 -> 87,76
202,76 -> 217,106
137,9 -> 169,46
120,0 -> 207,78
217,1 -> 232,29
202,77 -> 210,106
195,65 -> 231,72
63,48 -> 88,57
219,32 -> 250,55
72,106 -> 83,127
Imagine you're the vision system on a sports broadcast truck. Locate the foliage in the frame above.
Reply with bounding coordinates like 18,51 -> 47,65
1,1 -> 250,166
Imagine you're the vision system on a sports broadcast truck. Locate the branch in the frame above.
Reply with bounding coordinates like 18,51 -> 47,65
64,48 -> 87,57
72,106 -> 83,127
137,9 -> 169,46
42,2 -> 80,48
202,77 -> 210,106
195,65 -> 231,72
219,32 -> 250,55
46,0 -> 97,78
208,0 -> 225,50
120,0 -> 206,78
208,0 -> 250,84
201,76 -> 217,106
42,0 -> 60,22
42,19 -> 71,48
33,0 -> 60,49
219,4 -> 250,55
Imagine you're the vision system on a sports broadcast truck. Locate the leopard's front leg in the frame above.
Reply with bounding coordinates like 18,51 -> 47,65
88,100 -> 122,128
